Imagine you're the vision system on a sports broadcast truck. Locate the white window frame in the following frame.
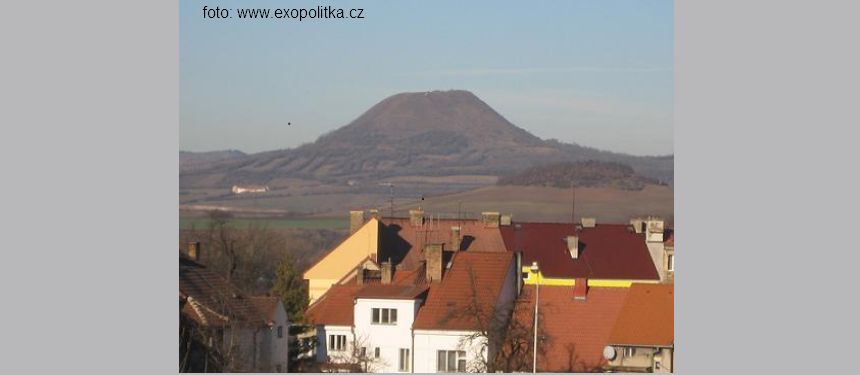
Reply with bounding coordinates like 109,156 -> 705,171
371,307 -> 398,325
328,334 -> 347,352
399,348 -> 411,372
436,350 -> 467,372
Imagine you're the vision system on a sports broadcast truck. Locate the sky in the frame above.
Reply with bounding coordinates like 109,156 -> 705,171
180,0 -> 673,156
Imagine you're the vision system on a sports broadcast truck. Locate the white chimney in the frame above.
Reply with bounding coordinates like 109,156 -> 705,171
567,236 -> 579,259
645,217 -> 665,243
481,212 -> 501,228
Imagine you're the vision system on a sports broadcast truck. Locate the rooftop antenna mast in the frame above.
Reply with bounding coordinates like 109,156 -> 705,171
378,183 -> 395,218
571,181 -> 576,227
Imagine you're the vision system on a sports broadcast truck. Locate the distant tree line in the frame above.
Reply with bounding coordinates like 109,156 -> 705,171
497,160 -> 665,191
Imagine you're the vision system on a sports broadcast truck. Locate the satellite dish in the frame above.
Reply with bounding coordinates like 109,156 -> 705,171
603,346 -> 616,360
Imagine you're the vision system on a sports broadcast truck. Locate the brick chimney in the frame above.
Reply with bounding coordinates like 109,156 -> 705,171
381,261 -> 393,284
567,235 -> 579,259
450,226 -> 461,251
409,209 -> 424,227
355,265 -> 365,285
581,217 -> 596,228
349,210 -> 365,234
425,243 -> 444,282
573,278 -> 588,300
187,242 -> 201,261
481,212 -> 500,228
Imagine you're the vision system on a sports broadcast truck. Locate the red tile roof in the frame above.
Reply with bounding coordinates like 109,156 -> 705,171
379,217 -> 508,271
513,285 -> 629,372
608,283 -> 674,347
413,252 -> 514,331
500,223 -> 659,280
305,283 -> 363,326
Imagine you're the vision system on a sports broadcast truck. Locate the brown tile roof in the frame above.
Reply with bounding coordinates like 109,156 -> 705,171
379,217 -> 508,271
500,223 -> 660,280
413,252 -> 514,331
179,254 -> 276,327
608,283 -> 674,347
513,285 -> 629,372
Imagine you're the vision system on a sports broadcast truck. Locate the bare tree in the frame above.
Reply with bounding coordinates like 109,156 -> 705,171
207,209 -> 240,283
440,264 -> 548,373
321,333 -> 387,373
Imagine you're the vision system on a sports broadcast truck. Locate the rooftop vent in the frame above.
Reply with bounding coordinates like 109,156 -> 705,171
581,217 -> 596,228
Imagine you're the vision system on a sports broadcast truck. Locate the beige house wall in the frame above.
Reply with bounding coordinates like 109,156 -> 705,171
304,218 -> 380,304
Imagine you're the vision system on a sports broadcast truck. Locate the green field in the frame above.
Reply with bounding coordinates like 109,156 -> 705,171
179,216 -> 349,230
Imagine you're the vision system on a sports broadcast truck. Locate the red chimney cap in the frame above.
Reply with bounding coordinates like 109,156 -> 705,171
573,278 -> 588,300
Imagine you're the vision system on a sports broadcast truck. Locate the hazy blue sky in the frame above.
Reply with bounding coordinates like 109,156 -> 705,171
181,0 -> 673,155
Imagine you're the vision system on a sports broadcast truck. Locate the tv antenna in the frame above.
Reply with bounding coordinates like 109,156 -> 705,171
571,181 -> 576,226
379,182 -> 395,218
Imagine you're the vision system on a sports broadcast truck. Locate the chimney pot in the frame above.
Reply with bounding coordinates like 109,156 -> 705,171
573,278 -> 588,300
381,261 -> 393,284
349,210 -> 365,234
424,243 -> 444,282
356,265 -> 365,285
450,226 -> 461,251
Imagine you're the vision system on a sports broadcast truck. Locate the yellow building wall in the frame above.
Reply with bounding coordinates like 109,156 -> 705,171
520,266 -> 658,288
304,218 -> 380,303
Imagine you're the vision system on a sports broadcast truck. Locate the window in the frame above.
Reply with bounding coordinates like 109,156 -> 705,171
328,334 -> 346,352
360,347 -> 367,358
522,272 -> 529,280
624,347 -> 635,357
371,308 -> 398,324
277,325 -> 283,338
374,347 -> 380,358
399,348 -> 411,372
667,254 -> 674,271
436,350 -> 466,372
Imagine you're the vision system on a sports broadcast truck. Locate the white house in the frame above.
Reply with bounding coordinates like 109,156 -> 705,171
305,244 -> 518,373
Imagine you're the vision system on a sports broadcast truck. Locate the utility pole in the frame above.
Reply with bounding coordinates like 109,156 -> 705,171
530,261 -> 541,373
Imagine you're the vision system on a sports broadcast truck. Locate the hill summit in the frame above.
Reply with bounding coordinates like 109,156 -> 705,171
180,90 -> 673,188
